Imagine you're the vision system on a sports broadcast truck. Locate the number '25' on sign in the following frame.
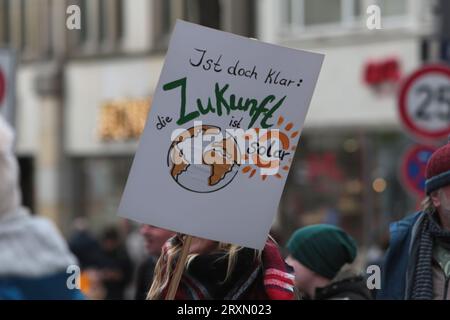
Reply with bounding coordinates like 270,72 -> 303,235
398,64 -> 450,141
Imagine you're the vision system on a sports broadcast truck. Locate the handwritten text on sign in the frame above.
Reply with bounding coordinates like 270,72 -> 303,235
119,21 -> 324,249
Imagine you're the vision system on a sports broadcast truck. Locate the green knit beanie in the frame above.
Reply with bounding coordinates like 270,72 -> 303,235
286,224 -> 357,279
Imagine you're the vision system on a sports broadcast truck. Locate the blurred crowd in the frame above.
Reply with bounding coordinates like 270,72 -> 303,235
67,218 -> 175,300
0,110 -> 379,299
1,114 -> 450,300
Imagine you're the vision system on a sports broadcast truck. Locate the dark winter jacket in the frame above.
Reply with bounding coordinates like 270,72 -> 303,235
134,255 -> 158,300
315,275 -> 372,300
155,238 -> 295,300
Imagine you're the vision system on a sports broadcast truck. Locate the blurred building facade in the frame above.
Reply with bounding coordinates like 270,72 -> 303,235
263,0 -> 437,249
0,0 -> 440,252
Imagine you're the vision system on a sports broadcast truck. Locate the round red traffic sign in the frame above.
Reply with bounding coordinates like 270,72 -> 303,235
398,64 -> 450,141
400,144 -> 435,197
0,68 -> 5,106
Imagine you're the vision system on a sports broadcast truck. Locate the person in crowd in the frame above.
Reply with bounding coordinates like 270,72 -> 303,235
68,217 -> 109,299
69,217 -> 106,269
100,226 -> 133,300
286,224 -> 371,300
379,138 -> 450,300
146,235 -> 295,300
134,225 -> 175,300
0,116 -> 83,300
122,220 -> 147,273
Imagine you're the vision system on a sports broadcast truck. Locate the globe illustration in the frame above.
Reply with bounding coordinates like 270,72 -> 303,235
167,125 -> 241,193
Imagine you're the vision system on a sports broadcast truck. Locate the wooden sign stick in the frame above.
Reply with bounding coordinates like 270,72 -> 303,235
165,234 -> 193,300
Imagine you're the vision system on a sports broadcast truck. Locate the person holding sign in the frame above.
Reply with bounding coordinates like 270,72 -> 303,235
146,235 -> 295,300
118,21 -> 324,300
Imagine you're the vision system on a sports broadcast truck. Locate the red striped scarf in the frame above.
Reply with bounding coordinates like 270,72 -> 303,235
156,238 -> 295,300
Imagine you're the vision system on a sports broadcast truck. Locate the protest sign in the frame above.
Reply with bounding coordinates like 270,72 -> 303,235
118,20 -> 324,250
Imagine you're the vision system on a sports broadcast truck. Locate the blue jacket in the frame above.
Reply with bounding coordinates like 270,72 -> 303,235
0,208 -> 85,300
377,211 -> 424,299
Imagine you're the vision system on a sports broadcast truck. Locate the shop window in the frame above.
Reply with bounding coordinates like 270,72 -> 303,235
74,157 -> 133,231
279,132 -> 414,251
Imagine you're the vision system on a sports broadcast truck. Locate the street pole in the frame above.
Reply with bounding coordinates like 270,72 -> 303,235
438,0 -> 450,64
34,64 -> 64,226
33,1 -> 68,230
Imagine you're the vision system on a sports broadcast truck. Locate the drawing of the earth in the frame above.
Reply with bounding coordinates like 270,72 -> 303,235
167,125 -> 241,193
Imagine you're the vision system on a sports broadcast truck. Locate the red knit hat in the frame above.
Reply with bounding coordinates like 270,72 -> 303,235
425,137 -> 450,194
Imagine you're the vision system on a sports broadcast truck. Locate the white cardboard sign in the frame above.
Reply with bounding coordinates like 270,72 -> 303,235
118,21 -> 324,249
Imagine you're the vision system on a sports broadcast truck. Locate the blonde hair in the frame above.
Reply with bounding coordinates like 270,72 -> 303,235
146,235 -> 275,300
422,195 -> 436,214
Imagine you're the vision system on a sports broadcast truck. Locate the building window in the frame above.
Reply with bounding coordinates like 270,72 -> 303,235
99,0 -> 123,51
66,0 -> 124,56
153,0 -> 189,51
377,0 -> 407,17
0,0 -> 51,61
281,0 -> 410,36
304,0 -> 342,26
8,0 -> 24,52
153,0 -> 222,51
0,0 -> 10,45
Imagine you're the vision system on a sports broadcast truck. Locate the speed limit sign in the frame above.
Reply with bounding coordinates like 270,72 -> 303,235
398,64 -> 450,141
